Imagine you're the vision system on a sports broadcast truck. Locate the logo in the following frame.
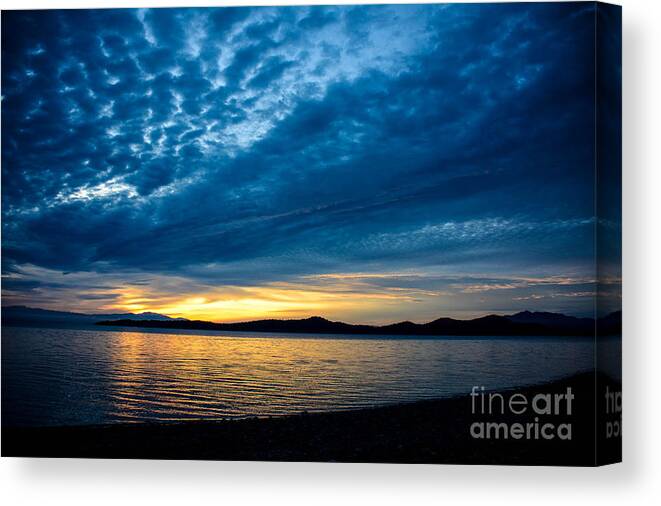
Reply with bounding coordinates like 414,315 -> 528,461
469,386 -> 574,440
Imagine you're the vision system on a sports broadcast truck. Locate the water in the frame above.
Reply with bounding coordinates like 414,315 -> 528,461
2,326 -> 600,427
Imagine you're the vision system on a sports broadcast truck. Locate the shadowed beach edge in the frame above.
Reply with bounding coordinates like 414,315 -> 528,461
1,372 -> 621,466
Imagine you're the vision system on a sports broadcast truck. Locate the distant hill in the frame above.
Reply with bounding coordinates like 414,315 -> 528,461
505,311 -> 594,333
2,305 -> 185,326
596,310 -> 623,336
94,311 -> 622,337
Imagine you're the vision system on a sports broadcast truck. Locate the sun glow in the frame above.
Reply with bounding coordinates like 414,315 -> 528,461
105,278 -> 438,323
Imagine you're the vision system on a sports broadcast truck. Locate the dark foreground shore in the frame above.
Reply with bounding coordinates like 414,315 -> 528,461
2,372 -> 621,465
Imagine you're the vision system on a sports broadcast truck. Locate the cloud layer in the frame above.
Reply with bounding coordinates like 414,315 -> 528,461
1,4 -> 618,321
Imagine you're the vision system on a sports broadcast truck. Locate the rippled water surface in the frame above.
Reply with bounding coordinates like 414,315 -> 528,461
2,326 -> 599,426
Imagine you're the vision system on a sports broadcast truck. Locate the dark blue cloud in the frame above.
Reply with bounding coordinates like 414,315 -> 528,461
1,4 -> 617,317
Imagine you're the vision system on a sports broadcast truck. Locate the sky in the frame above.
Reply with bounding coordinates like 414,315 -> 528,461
1,3 -> 621,323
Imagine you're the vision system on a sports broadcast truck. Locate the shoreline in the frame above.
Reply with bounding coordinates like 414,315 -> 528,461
2,372 -> 621,465
2,322 -> 605,341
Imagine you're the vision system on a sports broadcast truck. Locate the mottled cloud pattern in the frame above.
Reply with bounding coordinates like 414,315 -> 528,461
1,4 -> 618,322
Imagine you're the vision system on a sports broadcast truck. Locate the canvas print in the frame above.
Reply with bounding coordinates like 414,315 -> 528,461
1,2 -> 621,465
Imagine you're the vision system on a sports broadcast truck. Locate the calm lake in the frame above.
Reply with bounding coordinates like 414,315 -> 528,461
1,326 -> 608,427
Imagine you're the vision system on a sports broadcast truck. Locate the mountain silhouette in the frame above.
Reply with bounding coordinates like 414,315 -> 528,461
2,305 -> 186,325
94,310 -> 622,337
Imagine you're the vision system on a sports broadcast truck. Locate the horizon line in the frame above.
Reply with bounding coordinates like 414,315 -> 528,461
2,304 -> 619,327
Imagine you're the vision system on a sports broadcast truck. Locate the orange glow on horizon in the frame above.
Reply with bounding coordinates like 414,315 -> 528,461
4,263 -> 608,324
102,279 -> 440,324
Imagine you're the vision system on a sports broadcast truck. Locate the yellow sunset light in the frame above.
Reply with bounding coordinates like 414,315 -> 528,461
100,272 -> 446,324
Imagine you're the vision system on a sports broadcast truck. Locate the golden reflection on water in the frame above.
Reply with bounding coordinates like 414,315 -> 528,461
103,330 -> 593,422
2,326 -> 598,425
106,331 -> 411,421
